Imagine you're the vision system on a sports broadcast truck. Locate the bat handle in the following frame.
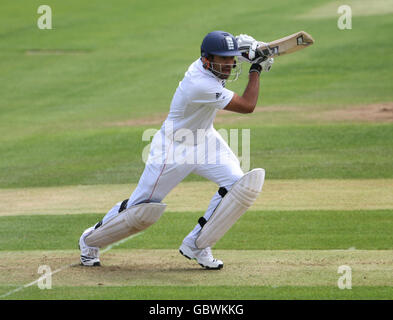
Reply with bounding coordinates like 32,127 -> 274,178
255,49 -> 270,61
257,46 -> 273,58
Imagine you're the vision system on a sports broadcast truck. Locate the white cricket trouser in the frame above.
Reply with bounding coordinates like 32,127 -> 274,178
102,128 -> 244,248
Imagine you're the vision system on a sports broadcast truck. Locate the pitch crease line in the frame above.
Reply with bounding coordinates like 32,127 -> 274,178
0,232 -> 144,299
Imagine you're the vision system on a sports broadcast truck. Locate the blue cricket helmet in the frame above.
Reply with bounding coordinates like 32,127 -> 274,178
201,31 -> 242,57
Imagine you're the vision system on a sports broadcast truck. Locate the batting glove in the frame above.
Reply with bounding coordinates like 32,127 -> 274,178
236,34 -> 262,63
260,57 -> 274,72
249,57 -> 274,75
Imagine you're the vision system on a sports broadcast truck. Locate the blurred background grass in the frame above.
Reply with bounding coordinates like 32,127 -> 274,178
0,0 -> 392,187
1,210 -> 392,250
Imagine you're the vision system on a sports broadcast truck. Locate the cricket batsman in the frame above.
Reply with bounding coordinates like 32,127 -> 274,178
79,31 -> 273,269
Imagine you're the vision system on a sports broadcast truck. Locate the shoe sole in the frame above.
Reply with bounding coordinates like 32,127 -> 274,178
80,261 -> 101,267
199,263 -> 223,270
179,249 -> 192,260
180,249 -> 223,270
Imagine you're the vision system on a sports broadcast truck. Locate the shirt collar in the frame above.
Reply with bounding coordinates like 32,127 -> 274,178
196,58 -> 227,87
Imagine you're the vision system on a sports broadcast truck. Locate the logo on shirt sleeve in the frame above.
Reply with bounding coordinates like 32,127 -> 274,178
216,92 -> 222,100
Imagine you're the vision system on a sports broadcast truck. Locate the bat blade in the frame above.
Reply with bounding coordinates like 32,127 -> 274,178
257,31 -> 314,58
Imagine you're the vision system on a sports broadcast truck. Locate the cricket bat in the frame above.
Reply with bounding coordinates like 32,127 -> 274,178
257,31 -> 314,58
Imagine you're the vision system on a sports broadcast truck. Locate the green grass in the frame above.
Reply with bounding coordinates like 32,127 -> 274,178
1,1 -> 392,131
0,0 -> 392,301
1,210 -> 392,251
1,124 -> 392,187
0,1 -> 392,188
0,1 -> 392,156
2,285 -> 392,300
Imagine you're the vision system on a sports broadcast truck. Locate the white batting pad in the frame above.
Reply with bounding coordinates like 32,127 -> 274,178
195,168 -> 265,249
85,202 -> 166,248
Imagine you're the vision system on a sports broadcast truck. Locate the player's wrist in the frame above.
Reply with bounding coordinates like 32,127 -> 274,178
249,63 -> 262,75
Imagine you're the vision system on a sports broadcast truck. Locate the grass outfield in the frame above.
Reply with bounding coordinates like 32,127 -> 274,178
1,0 -> 392,132
1,0 -> 392,300
1,210 -> 393,251
1,124 -> 393,188
0,1 -> 392,188
1,179 -> 392,215
3,285 -> 393,300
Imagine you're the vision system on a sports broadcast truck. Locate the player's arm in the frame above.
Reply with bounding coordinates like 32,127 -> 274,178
224,58 -> 274,114
224,71 -> 260,114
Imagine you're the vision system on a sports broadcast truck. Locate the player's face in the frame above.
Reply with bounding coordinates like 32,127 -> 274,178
211,55 -> 236,79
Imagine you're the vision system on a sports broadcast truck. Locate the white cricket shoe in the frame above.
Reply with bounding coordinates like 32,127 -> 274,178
79,227 -> 101,266
179,243 -> 223,270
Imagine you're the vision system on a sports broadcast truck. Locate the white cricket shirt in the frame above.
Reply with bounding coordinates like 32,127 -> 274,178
161,58 -> 234,135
